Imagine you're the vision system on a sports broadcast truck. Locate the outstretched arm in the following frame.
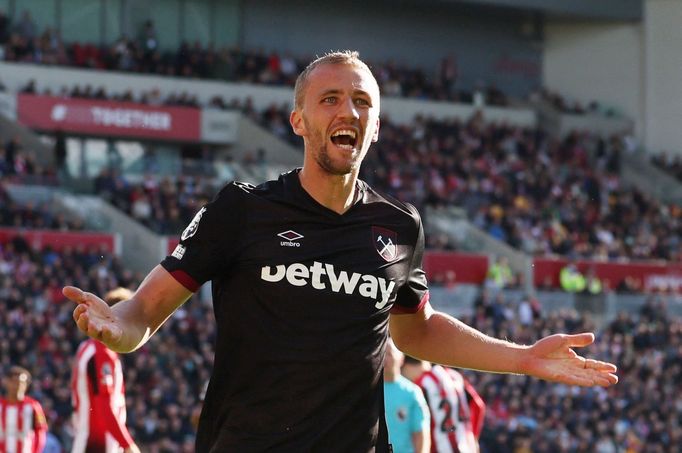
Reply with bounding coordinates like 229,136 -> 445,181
64,265 -> 193,353
389,302 -> 618,387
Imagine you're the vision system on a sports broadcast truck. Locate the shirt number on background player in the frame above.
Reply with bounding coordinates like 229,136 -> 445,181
438,393 -> 469,433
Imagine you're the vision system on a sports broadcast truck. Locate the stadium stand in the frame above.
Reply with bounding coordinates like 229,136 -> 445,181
463,297 -> 681,452
0,12 -> 514,106
1,0 -> 681,451
1,234 -> 679,450
651,151 -> 682,183
0,238 -> 210,450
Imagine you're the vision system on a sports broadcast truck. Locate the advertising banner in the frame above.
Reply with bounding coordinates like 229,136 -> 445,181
533,257 -> 682,293
0,228 -> 121,254
17,94 -> 201,141
200,109 -> 239,143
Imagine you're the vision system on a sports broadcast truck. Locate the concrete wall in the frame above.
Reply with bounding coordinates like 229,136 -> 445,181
543,20 -> 643,136
544,0 -> 682,156
642,0 -> 682,155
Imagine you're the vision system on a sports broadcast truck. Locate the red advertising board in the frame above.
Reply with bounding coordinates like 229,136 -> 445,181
0,228 -> 120,254
17,94 -> 201,141
423,251 -> 490,284
533,257 -> 682,292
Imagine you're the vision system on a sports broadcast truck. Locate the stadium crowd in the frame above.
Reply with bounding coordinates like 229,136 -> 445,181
0,239 -> 210,451
0,136 -> 57,182
651,151 -> 682,183
0,236 -> 680,451
360,114 -> 681,262
466,293 -> 681,453
1,179 -> 84,231
12,83 -> 669,264
1,7 -> 681,452
537,88 -> 620,117
27,102 -> 672,263
94,170 -> 214,235
0,10 -> 510,105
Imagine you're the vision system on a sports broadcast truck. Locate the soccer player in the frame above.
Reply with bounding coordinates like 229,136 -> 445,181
384,338 -> 430,453
70,287 -> 140,453
63,50 -> 618,452
403,357 -> 485,453
0,366 -> 48,453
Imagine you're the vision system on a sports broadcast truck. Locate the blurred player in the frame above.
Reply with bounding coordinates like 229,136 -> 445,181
384,338 -> 430,453
403,357 -> 485,453
64,50 -> 618,452
70,287 -> 140,453
0,366 -> 48,453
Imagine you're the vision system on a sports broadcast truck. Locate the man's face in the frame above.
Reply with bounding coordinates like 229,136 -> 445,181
291,63 -> 380,176
3,369 -> 29,397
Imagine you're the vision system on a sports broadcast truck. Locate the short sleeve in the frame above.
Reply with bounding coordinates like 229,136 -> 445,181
161,183 -> 245,292
391,204 -> 429,314
410,385 -> 430,433
32,400 -> 48,430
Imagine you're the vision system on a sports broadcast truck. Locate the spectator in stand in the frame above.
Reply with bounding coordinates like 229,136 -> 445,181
384,338 -> 431,453
485,256 -> 515,291
71,287 -> 140,453
402,357 -> 485,453
14,10 -> 37,42
583,266 -> 603,295
560,261 -> 586,293
0,365 -> 48,453
0,8 -> 10,44
439,55 -> 458,98
54,130 -> 67,176
138,20 -> 158,62
651,150 -> 682,182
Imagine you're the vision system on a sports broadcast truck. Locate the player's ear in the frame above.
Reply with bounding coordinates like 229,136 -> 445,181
290,109 -> 306,137
371,118 -> 380,143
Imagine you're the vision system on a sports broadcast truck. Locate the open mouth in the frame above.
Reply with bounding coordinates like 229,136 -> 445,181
330,129 -> 358,150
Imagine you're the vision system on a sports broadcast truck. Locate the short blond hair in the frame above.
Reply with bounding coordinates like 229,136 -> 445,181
104,287 -> 133,306
293,50 -> 377,109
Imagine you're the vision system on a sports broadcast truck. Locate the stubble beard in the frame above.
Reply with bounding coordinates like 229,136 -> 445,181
305,116 -> 362,176
316,142 -> 361,176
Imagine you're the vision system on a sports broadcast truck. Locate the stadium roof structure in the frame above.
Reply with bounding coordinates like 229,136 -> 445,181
434,0 -> 642,21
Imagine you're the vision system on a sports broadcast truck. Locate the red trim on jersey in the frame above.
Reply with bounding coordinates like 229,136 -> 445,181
464,379 -> 486,439
31,399 -> 48,453
391,291 -> 429,314
169,269 -> 200,292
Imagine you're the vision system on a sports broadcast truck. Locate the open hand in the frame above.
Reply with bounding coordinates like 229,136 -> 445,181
63,286 -> 124,348
522,333 -> 618,387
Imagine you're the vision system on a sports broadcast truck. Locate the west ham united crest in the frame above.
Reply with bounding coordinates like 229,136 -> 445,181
372,226 -> 398,262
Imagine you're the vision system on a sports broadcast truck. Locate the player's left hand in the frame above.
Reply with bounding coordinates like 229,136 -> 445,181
521,333 -> 618,387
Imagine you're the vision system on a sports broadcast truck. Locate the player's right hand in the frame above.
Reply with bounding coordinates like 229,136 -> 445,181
63,286 -> 123,347
123,445 -> 141,453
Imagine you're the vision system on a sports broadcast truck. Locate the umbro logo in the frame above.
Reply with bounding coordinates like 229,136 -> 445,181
278,230 -> 303,247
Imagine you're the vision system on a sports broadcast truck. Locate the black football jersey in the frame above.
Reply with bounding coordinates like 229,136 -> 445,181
161,169 -> 429,452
